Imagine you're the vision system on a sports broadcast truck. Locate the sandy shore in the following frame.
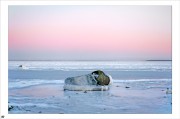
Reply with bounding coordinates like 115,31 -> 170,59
8,80 -> 172,114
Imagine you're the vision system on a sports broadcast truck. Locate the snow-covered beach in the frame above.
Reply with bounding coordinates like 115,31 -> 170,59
8,61 -> 172,114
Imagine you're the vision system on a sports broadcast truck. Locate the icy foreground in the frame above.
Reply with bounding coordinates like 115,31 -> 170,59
8,79 -> 172,114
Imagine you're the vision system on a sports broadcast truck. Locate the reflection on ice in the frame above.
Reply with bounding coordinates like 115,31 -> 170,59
8,82 -> 172,114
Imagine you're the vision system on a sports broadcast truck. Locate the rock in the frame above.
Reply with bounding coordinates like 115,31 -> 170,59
63,70 -> 112,91
92,70 -> 110,86
65,74 -> 97,86
18,65 -> 28,70
8,105 -> 24,111
125,86 -> 130,88
166,88 -> 172,94
19,65 -> 23,67
8,105 -> 14,111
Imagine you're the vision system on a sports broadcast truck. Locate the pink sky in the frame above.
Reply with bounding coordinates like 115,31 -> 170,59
8,6 -> 171,60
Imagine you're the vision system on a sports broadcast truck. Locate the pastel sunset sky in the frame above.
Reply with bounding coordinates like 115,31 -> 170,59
8,5 -> 171,60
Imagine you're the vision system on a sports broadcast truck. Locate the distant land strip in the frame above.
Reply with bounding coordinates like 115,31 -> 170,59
146,60 -> 172,61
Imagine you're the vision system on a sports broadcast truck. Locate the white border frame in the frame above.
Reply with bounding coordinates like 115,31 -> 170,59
1,0 -> 180,119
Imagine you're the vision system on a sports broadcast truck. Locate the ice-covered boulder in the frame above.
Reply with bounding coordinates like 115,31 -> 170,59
63,70 -> 112,91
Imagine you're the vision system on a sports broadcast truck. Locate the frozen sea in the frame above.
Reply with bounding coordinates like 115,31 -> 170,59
8,61 -> 172,114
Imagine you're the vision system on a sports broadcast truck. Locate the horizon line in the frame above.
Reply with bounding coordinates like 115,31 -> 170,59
8,59 -> 172,61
